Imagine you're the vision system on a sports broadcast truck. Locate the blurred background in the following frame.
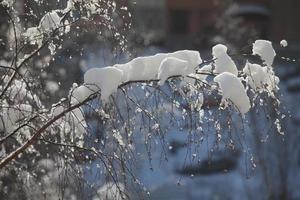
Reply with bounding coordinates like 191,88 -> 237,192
1,0 -> 300,199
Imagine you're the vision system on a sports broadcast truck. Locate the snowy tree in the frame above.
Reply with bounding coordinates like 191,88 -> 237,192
0,1 -> 287,199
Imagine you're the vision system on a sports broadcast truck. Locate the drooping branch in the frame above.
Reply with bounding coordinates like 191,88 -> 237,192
0,71 -> 215,169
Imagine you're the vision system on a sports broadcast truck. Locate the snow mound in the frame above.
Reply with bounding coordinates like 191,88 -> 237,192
252,40 -> 276,66
84,67 -> 124,101
158,57 -> 188,85
212,44 -> 238,76
214,72 -> 250,114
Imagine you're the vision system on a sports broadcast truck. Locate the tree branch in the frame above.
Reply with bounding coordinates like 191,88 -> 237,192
0,72 -> 214,169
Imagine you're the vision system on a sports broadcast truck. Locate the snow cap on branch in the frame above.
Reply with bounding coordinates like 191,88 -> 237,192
84,67 -> 124,101
158,57 -> 188,85
39,11 -> 60,32
212,44 -> 238,76
85,50 -> 201,101
252,40 -> 276,66
243,62 -> 279,93
214,72 -> 251,114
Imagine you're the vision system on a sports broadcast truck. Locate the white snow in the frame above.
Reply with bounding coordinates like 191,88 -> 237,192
243,62 -> 279,92
85,50 -> 202,101
158,57 -> 188,85
71,85 -> 96,104
280,39 -> 288,47
170,50 -> 202,73
23,27 -> 42,46
39,11 -> 60,32
196,64 -> 213,81
214,72 -> 251,114
252,40 -> 276,66
212,44 -> 238,76
84,67 -> 124,101
136,53 -> 170,81
116,50 -> 201,82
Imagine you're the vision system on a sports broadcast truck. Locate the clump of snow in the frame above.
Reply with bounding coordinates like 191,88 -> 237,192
39,11 -> 60,32
243,62 -> 279,92
170,50 -> 202,73
212,44 -> 238,76
71,85 -> 96,104
84,67 -> 123,101
85,50 -> 202,101
252,40 -> 276,66
114,62 -> 135,82
214,72 -> 251,114
23,11 -> 61,47
23,27 -> 43,46
280,39 -> 288,47
116,50 -> 201,82
158,57 -> 188,85
196,64 -> 213,81
137,53 -> 170,81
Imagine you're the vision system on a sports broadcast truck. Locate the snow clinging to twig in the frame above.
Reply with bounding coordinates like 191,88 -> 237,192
252,40 -> 276,66
212,44 -> 238,76
84,50 -> 201,101
214,72 -> 251,114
